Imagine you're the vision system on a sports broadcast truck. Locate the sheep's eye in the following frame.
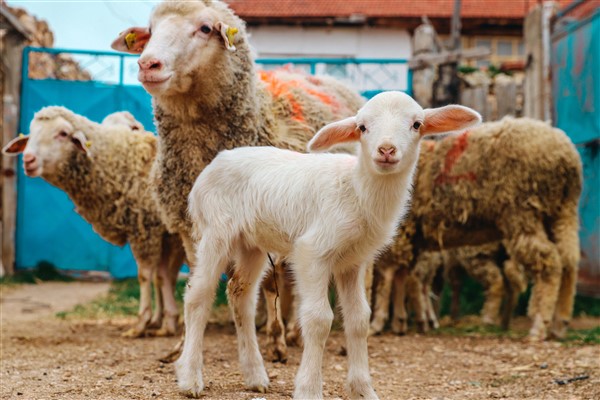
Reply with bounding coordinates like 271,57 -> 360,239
58,131 -> 68,137
358,124 -> 366,133
200,25 -> 212,34
412,121 -> 422,130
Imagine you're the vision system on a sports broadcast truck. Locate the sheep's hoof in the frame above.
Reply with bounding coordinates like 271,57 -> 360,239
429,319 -> 440,330
391,318 -> 407,335
416,321 -> 429,334
266,344 -> 288,363
368,321 -> 384,336
286,328 -> 303,347
148,318 -> 163,330
160,347 -> 182,364
121,327 -> 145,338
549,320 -> 569,340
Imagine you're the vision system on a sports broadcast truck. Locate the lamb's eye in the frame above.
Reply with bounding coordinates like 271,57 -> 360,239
58,131 -> 68,137
412,121 -> 422,130
358,125 -> 366,133
200,25 -> 212,34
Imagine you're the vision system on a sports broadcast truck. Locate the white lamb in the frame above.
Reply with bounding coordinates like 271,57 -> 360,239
177,91 -> 481,399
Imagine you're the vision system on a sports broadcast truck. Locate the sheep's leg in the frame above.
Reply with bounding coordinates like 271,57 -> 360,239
423,263 -> 440,330
123,249 -> 154,338
335,264 -> 379,400
550,207 -> 580,339
292,249 -> 333,399
228,247 -> 270,392
470,259 -> 504,326
504,223 -> 562,341
155,237 -> 185,337
390,267 -> 409,335
175,233 -> 229,398
149,268 -> 164,329
370,265 -> 395,335
262,263 -> 288,363
407,272 -> 428,333
285,294 -> 303,347
446,264 -> 463,322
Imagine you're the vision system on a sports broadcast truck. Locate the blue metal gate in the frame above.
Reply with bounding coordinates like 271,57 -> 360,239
552,4 -> 600,296
16,47 -> 411,278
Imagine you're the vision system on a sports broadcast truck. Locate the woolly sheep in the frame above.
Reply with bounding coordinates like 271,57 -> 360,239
2,106 -> 185,338
101,111 -> 145,131
111,0 -> 364,362
178,92 -> 481,399
371,117 -> 581,340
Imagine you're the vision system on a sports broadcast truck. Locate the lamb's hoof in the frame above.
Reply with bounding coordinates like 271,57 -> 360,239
348,381 -> 379,400
250,384 -> 268,394
176,360 -> 204,398
160,348 -> 182,364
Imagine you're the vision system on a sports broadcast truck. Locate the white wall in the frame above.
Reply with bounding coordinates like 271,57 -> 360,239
247,26 -> 412,93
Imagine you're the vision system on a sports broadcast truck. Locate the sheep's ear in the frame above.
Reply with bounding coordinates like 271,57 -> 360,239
420,105 -> 481,136
308,116 -> 359,152
215,21 -> 238,51
71,131 -> 92,156
111,27 -> 150,53
2,135 -> 29,155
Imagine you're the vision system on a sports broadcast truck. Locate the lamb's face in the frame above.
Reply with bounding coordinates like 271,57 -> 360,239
308,91 -> 482,176
111,1 -> 238,97
356,92 -> 424,175
1,116 -> 90,178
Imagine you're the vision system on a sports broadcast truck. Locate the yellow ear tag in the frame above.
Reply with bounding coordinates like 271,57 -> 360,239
19,133 -> 25,138
125,32 -> 137,50
226,27 -> 238,48
85,141 -> 92,148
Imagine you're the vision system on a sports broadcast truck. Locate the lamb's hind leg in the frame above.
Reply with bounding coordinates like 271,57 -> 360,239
262,259 -> 288,362
335,264 -> 379,400
155,234 -> 185,336
175,232 -> 229,398
228,245 -> 270,393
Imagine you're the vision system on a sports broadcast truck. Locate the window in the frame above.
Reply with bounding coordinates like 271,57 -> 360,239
497,41 -> 513,56
475,39 -> 492,50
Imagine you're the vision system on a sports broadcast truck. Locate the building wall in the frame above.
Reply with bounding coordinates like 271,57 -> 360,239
247,25 -> 412,93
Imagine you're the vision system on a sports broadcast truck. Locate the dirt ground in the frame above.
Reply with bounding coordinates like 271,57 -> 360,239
1,282 -> 598,400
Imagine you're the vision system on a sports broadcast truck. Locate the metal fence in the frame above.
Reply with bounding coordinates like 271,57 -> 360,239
16,47 -> 411,277
551,5 -> 600,296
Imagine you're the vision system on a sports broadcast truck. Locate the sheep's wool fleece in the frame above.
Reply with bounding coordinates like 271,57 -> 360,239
412,117 -> 582,246
150,0 -> 364,237
35,107 -> 166,262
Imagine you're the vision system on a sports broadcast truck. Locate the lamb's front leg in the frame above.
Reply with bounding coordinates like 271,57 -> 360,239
175,237 -> 228,398
335,264 -> 379,400
292,255 -> 333,399
228,247 -> 270,393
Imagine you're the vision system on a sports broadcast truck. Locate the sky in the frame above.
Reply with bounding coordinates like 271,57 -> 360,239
10,0 -> 161,51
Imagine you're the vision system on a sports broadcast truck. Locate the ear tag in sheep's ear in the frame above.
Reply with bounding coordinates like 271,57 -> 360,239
85,141 -> 92,149
217,22 -> 237,51
19,133 -> 25,138
125,32 -> 137,50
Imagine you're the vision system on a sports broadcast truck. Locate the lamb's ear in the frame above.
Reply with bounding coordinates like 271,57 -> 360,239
111,27 -> 150,53
2,135 -> 29,155
308,116 -> 359,152
71,131 -> 92,156
420,105 -> 481,136
215,21 -> 238,51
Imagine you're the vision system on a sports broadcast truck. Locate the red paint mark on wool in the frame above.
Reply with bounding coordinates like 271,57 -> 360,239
434,131 -> 476,185
258,69 -> 341,123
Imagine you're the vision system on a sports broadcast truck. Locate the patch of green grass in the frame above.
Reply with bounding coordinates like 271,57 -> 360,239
56,277 -> 229,319
0,262 -> 74,285
432,323 -> 526,340
561,326 -> 600,345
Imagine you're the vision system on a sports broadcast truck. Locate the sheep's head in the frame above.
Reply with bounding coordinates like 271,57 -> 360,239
111,0 -> 242,96
308,91 -> 481,175
102,111 -> 144,131
2,107 -> 91,178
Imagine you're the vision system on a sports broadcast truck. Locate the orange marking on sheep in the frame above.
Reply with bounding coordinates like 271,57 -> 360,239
434,131 -> 476,185
259,69 -> 341,123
